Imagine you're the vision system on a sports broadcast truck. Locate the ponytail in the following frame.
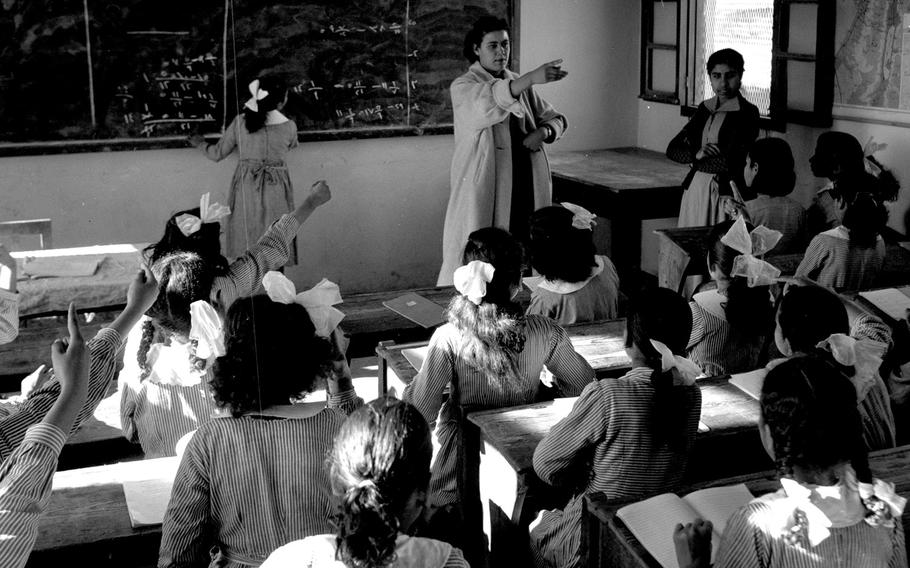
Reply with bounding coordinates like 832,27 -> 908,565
337,481 -> 400,568
137,319 -> 156,381
842,191 -> 887,249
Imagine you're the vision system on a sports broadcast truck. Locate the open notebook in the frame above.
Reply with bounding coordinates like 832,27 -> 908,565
122,476 -> 176,528
617,483 -> 754,568
859,287 -> 910,321
729,368 -> 768,400
383,292 -> 446,328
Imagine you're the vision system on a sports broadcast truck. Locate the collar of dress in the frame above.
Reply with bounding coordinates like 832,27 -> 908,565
704,95 -> 742,113
538,256 -> 606,294
265,110 -> 290,125
239,401 -> 327,420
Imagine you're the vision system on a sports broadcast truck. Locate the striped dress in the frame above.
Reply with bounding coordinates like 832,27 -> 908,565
796,226 -> 886,291
158,390 -> 362,568
529,368 -> 702,568
0,424 -> 67,568
0,327 -> 123,461
687,290 -> 770,376
744,195 -> 807,254
261,534 -> 469,568
402,315 -> 595,509
714,478 -> 906,567
0,289 -> 18,345
119,213 -> 301,459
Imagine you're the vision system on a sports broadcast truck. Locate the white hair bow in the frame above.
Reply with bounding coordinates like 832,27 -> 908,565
561,202 -> 597,230
453,260 -> 495,305
815,333 -> 885,400
650,339 -> 701,385
262,271 -> 345,338
720,216 -> 782,287
175,193 -> 231,237
189,300 -> 225,361
858,478 -> 907,527
244,79 -> 270,112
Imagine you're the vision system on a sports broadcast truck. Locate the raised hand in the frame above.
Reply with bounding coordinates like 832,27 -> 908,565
308,180 -> 332,208
530,59 -> 569,85
673,518 -> 713,568
51,304 -> 89,397
127,267 -> 160,314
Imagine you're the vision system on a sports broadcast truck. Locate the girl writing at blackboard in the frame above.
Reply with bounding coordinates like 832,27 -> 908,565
189,76 -> 300,263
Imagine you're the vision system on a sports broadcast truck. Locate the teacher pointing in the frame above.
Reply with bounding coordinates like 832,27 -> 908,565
437,16 -> 568,286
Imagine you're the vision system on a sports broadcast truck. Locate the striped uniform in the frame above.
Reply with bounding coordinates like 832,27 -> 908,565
529,368 -> 702,568
158,390 -> 362,568
120,213 -> 301,459
796,226 -> 886,292
0,289 -> 19,345
261,534 -> 469,568
0,424 -> 66,568
845,314 -> 895,451
806,184 -> 842,237
687,290 -> 769,376
744,195 -> 807,254
0,327 -> 123,461
402,315 -> 595,508
715,486 -> 906,567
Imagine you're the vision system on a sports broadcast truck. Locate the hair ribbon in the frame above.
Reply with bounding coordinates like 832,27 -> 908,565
244,79 -> 270,112
561,202 -> 597,230
175,192 -> 232,237
453,260 -> 495,305
720,216 -> 782,287
649,339 -> 701,385
262,271 -> 345,338
815,333 -> 884,400
858,479 -> 906,527
189,300 -> 225,361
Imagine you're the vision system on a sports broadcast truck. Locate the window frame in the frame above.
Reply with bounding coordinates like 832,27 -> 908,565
640,0 -> 681,105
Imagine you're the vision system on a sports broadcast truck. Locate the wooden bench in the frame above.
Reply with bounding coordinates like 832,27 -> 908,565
585,444 -> 910,567
0,218 -> 52,250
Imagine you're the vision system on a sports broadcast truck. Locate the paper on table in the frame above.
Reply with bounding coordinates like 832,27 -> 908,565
382,292 -> 446,328
20,256 -> 101,279
729,368 -> 768,400
402,346 -> 429,372
859,288 -> 910,321
122,476 -> 175,528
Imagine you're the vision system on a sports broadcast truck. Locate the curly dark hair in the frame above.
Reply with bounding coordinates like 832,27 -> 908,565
330,398 -> 432,568
462,16 -> 510,63
144,206 -> 229,273
706,221 -> 776,338
446,227 -> 526,389
528,206 -> 597,283
625,287 -> 694,450
210,296 -> 334,417
840,188 -> 888,249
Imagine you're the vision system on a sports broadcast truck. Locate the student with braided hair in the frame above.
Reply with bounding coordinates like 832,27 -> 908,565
120,182 -> 331,459
262,398 -> 469,568
674,355 -> 907,568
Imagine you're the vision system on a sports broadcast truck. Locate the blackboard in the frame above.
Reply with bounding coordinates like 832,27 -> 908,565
0,0 -> 512,149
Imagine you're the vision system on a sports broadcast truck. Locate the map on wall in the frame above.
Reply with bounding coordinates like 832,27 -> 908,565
835,0 -> 910,109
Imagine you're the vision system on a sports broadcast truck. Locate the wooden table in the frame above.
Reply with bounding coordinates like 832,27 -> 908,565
549,148 -> 689,289
374,318 -> 630,394
466,375 -> 768,564
655,226 -> 910,294
12,243 -> 144,318
586,444 -> 910,568
29,456 -> 178,567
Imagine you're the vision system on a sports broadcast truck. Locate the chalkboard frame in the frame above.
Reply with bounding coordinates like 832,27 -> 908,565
0,1 -> 519,157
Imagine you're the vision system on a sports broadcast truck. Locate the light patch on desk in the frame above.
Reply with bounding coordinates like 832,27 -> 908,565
406,301 -> 417,307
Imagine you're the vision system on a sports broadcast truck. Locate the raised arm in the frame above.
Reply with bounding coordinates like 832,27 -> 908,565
189,116 -> 239,162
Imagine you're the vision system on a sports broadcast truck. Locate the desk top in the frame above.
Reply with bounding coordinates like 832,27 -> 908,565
548,148 -> 689,193
32,456 -> 177,559
468,375 -> 758,475
376,318 -> 631,386
12,244 -> 144,317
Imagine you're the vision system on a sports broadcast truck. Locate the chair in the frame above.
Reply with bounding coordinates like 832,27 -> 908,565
0,219 -> 52,250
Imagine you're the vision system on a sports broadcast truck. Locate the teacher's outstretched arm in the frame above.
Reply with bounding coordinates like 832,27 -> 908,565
509,59 -> 569,98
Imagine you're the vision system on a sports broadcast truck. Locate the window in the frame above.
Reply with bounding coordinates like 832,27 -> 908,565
643,0 -> 835,129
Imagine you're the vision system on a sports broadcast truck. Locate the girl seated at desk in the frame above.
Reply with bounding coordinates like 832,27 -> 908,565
120,182 -> 331,459
404,227 -> 594,561
159,295 -> 361,568
526,203 -> 620,325
674,356 -> 907,568
530,287 -> 702,568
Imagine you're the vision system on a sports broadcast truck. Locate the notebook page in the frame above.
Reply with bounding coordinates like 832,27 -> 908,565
683,483 -> 754,538
617,493 -> 699,568
859,288 -> 910,321
402,346 -> 429,372
122,476 -> 175,528
729,368 -> 768,400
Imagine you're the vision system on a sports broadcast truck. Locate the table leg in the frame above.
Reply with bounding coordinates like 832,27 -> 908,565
611,215 -> 643,292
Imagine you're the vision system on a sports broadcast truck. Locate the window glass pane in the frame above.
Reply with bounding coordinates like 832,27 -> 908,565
653,2 -> 678,45
651,49 -> 677,92
787,4 -> 817,54
787,60 -> 815,111
694,0 -> 772,115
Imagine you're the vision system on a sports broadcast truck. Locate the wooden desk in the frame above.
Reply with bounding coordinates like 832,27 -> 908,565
374,318 -> 630,394
586,444 -> 910,568
12,243 -> 144,318
29,456 -> 178,567
549,148 -> 689,288
655,226 -> 910,294
466,375 -> 768,564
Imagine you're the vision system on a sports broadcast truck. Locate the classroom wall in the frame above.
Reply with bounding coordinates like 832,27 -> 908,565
0,0 -> 640,294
